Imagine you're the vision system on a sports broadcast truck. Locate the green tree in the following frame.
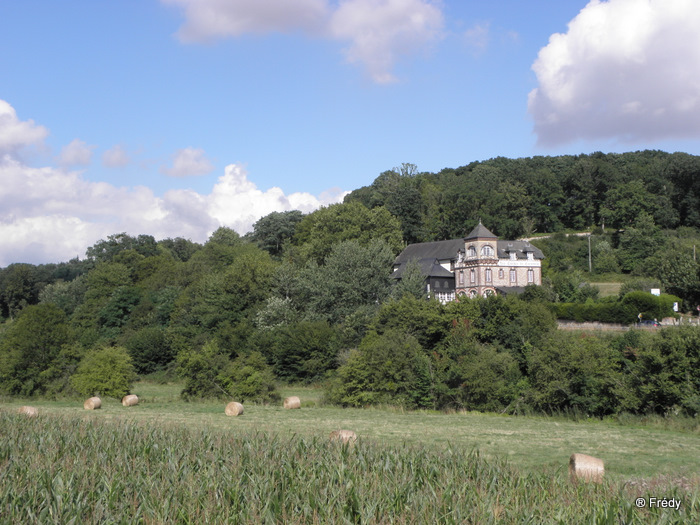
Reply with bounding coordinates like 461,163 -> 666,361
326,330 -> 434,409
0,303 -> 73,396
124,326 -> 174,375
177,340 -> 231,399
70,345 -> 136,399
657,250 -> 700,304
219,351 -> 280,404
251,210 -> 304,257
390,259 -> 427,300
293,202 -> 402,263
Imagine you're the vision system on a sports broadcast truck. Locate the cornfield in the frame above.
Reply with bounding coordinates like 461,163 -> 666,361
0,412 -> 696,524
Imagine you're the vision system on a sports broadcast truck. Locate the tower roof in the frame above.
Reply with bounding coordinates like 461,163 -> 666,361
464,221 -> 497,240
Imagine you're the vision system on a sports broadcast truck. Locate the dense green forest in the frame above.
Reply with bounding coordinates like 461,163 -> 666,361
1,151 -> 700,417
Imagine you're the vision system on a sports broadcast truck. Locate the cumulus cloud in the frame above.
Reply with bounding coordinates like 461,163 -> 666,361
529,0 -> 700,146
102,144 -> 130,167
0,154 -> 344,266
160,147 -> 215,177
57,138 -> 95,166
0,100 -> 48,154
329,0 -> 444,84
162,0 -> 444,83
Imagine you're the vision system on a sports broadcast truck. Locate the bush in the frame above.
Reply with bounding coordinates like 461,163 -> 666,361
70,345 -> 136,398
177,340 -> 230,399
326,330 -> 434,409
219,351 -> 280,404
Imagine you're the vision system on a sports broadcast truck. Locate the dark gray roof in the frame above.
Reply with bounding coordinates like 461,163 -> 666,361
495,286 -> 528,295
465,222 -> 497,240
392,258 -> 454,280
497,240 -> 544,260
393,238 -> 464,266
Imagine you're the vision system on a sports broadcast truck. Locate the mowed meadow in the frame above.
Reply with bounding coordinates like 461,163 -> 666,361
2,382 -> 699,524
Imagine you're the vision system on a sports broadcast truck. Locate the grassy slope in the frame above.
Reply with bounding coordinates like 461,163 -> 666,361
2,382 -> 699,480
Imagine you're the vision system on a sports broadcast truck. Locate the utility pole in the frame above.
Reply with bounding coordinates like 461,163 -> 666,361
588,233 -> 592,272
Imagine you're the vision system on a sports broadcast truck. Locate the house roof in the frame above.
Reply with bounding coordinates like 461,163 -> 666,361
496,240 -> 545,259
393,238 -> 464,266
464,221 -> 497,240
391,258 -> 455,280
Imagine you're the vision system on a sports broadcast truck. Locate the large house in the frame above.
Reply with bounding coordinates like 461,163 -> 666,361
392,222 -> 544,303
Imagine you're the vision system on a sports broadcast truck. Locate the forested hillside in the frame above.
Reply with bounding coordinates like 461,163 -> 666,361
1,151 -> 699,417
346,151 -> 700,241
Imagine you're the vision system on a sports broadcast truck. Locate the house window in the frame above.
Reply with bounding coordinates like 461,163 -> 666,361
481,245 -> 494,257
485,269 -> 492,282
510,269 -> 516,283
528,269 -> 534,283
509,252 -> 517,260
459,271 -> 464,285
498,269 -> 504,279
470,269 -> 476,283
527,252 -> 534,260
467,246 -> 476,257
435,280 -> 441,289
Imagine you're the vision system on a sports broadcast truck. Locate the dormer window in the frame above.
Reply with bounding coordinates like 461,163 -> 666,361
481,245 -> 494,257
509,251 -> 517,261
527,252 -> 534,260
467,246 -> 476,257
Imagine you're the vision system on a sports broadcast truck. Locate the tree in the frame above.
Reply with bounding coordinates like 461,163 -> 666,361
326,330 -> 434,409
657,250 -> 700,304
252,210 -> 304,257
0,303 -> 73,396
219,351 -> 280,404
293,202 -> 402,263
293,239 -> 396,324
390,258 -> 427,300
70,345 -> 136,399
124,326 -> 175,375
177,340 -> 231,399
0,263 -> 38,319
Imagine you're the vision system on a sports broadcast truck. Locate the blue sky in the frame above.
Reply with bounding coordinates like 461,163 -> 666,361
1,0 -> 700,265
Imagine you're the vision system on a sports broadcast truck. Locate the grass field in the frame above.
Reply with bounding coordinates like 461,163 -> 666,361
589,282 -> 622,298
2,382 -> 699,523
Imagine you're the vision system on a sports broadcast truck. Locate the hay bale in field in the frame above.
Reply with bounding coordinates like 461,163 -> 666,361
122,394 -> 139,407
569,453 -> 604,483
83,397 -> 101,410
283,396 -> 301,409
18,406 -> 38,417
329,429 -> 357,444
225,401 -> 244,416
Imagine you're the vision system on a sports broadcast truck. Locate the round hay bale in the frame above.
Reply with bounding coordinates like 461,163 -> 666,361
569,453 -> 604,483
283,396 -> 301,409
18,406 -> 38,417
225,401 -> 244,416
121,394 -> 139,407
83,397 -> 101,410
329,429 -> 357,444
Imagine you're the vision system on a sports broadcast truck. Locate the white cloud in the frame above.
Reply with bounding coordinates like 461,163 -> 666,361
102,144 -> 130,167
57,138 -> 95,166
329,0 -> 444,84
529,0 -> 700,146
160,147 -> 215,177
0,100 -> 48,154
463,22 -> 490,57
162,0 -> 329,40
0,154 -> 344,266
162,0 -> 444,83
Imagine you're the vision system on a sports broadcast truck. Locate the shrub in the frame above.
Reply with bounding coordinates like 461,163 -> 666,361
219,351 -> 280,404
70,345 -> 136,398
177,340 -> 230,399
326,330 -> 434,409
